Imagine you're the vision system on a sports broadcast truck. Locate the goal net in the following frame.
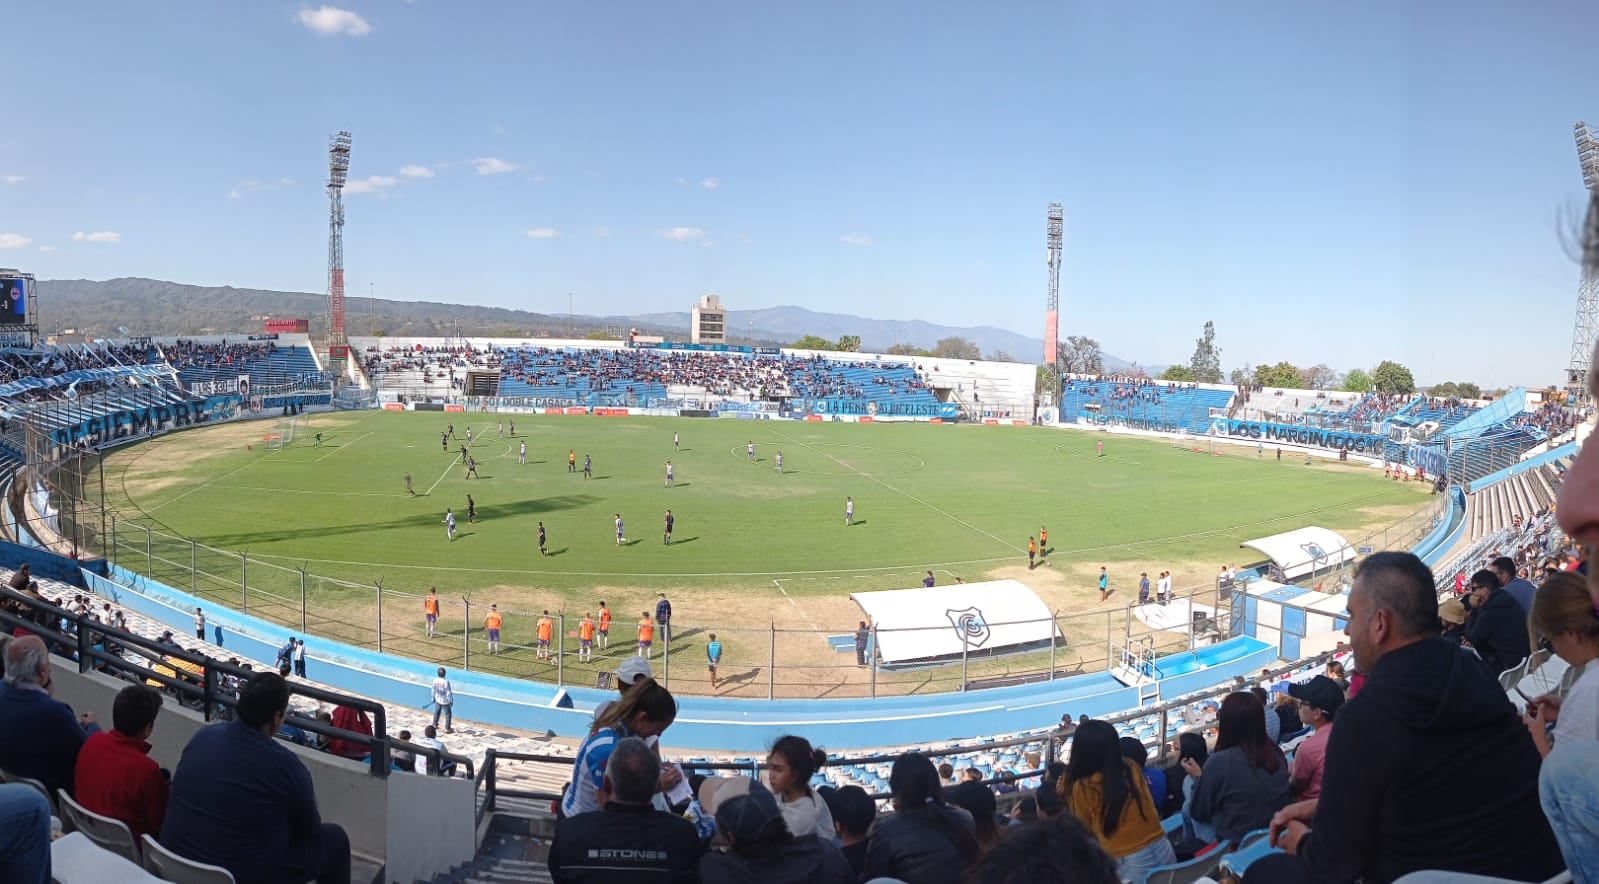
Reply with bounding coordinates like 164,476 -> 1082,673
269,415 -> 299,451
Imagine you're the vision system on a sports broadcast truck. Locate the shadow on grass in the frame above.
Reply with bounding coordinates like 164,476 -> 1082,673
196,495 -> 600,546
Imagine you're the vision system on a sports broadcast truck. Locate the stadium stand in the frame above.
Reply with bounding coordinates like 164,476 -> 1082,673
1060,376 -> 1233,433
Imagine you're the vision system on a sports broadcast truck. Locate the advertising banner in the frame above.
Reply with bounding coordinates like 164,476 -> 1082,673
1212,418 -> 1385,455
49,395 -> 242,448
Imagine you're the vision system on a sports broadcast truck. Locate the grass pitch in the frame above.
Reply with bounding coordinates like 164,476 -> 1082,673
99,411 -> 1431,696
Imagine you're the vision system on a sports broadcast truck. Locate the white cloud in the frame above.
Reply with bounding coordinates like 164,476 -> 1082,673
344,175 -> 398,195
2,175 -> 23,184
0,233 -> 31,249
36,245 -> 56,252
840,233 -> 873,247
228,189 -> 242,199
660,227 -> 706,242
471,157 -> 517,175
592,227 -> 610,238
296,5 -> 372,36
525,228 -> 560,239
72,231 -> 120,243
399,164 -> 434,179
700,178 -> 719,190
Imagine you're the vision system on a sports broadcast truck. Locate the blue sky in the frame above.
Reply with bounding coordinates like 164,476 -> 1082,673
4,1 -> 1597,387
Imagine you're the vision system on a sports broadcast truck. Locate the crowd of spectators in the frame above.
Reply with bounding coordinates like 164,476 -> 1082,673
162,339 -> 276,371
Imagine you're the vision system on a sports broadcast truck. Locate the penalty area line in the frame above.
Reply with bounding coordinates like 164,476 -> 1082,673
771,579 -> 829,639
424,455 -> 463,497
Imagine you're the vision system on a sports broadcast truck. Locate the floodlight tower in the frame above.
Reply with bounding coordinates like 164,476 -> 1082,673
326,131 -> 352,366
1570,122 -> 1599,405
1040,203 -> 1064,403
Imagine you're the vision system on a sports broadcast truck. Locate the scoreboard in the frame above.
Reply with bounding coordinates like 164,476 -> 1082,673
0,275 -> 28,325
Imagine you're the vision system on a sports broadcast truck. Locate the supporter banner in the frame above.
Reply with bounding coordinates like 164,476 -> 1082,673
187,377 -> 241,396
650,342 -> 755,355
260,393 -> 332,409
793,398 -> 959,419
49,395 -> 242,447
1212,418 -> 1386,454
247,333 -> 280,341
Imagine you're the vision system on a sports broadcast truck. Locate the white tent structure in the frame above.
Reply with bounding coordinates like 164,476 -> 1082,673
1239,526 -> 1355,582
850,580 -> 1058,665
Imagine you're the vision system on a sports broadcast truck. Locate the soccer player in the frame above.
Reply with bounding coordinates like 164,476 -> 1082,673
485,605 -> 502,654
774,451 -> 784,473
597,601 -> 611,649
315,432 -> 323,447
404,472 -> 416,496
583,454 -> 593,479
497,421 -> 503,437
466,494 -> 477,524
673,431 -> 679,451
568,449 -> 576,473
424,587 -> 440,637
578,612 -> 595,662
465,456 -> 479,479
465,427 -> 473,447
537,521 -> 547,556
1039,525 -> 1048,554
443,509 -> 457,542
441,431 -> 448,452
536,611 -> 553,661
460,444 -> 469,463
636,613 -> 654,658
519,441 -> 527,464
1097,439 -> 1103,457
747,440 -> 756,462
1098,566 -> 1109,602
707,633 -> 723,689
509,420 -> 516,437
614,513 -> 625,545
663,509 -> 674,545
1028,536 -> 1037,569
845,496 -> 854,526
448,423 -> 455,439
922,571 -> 935,588
664,461 -> 674,487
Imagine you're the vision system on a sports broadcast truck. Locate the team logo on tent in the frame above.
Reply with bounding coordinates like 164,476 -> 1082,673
945,607 -> 991,648
1301,542 -> 1328,565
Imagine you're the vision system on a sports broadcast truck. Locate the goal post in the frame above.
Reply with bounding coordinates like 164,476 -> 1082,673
270,415 -> 298,451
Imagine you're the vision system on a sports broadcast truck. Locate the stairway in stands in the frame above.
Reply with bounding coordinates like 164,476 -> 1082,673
419,813 -> 554,884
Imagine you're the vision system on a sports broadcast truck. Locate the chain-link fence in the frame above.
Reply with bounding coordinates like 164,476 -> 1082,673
97,515 -> 1246,700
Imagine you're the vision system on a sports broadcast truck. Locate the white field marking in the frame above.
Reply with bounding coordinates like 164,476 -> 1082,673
424,454 -> 464,496
211,484 -> 403,499
142,448 -> 280,514
313,431 -> 372,463
242,550 -> 1024,579
772,579 -> 829,637
763,428 -> 1022,553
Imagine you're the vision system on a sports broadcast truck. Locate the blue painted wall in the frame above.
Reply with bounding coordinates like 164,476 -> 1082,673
0,540 -> 101,586
84,565 -> 1277,751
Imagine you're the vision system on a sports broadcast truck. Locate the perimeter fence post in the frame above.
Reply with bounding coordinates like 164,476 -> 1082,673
145,526 -> 152,575
463,598 -> 471,672
241,551 -> 248,614
110,516 -> 117,568
191,540 -> 197,596
375,580 -> 384,653
869,624 -> 879,699
768,622 -> 775,700
662,627 -> 669,688
299,569 -> 308,634
960,633 -> 969,692
556,613 -> 565,688
1049,611 -> 1059,681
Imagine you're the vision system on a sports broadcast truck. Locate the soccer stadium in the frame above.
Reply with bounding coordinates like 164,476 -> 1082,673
3,9 -> 1597,884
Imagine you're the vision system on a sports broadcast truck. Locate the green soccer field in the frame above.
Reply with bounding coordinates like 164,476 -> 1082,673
96,410 -> 1433,695
102,410 -> 1430,600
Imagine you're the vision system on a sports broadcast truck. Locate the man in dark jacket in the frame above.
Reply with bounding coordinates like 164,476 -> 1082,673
547,736 -> 701,883
1248,552 -> 1562,884
1461,569 -> 1530,677
699,778 -> 853,884
0,635 -> 98,797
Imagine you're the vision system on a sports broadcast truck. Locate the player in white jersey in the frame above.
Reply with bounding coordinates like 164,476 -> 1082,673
664,461 -> 674,487
443,509 -> 457,541
845,496 -> 854,526
673,431 -> 680,451
747,441 -> 756,461
614,514 -> 625,545
774,451 -> 784,473
519,441 -> 527,464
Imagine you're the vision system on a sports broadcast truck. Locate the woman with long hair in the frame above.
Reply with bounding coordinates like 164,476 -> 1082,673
1057,720 -> 1175,882
765,734 -> 835,839
862,752 -> 979,884
1183,691 -> 1290,844
1162,731 -> 1209,817
1523,571 -> 1599,756
561,678 -> 677,818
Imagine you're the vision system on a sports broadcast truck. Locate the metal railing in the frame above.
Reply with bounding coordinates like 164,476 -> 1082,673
470,646 -> 1344,821
0,583 -> 471,780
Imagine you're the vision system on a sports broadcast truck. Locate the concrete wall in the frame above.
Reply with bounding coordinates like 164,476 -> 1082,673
46,663 -> 476,883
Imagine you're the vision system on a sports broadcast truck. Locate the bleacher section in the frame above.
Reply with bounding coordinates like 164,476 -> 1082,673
1060,378 -> 1233,433
169,339 -> 324,389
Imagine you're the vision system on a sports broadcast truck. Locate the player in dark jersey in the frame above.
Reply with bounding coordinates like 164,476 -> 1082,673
663,509 -> 675,545
466,495 -> 477,524
537,521 -> 547,556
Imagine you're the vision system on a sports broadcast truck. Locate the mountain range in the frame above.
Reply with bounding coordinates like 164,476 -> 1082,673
34,277 -> 1147,369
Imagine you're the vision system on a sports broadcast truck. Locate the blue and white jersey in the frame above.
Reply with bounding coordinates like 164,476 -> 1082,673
561,724 -> 631,817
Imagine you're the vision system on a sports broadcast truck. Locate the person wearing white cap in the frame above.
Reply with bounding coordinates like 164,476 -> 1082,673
590,657 -> 653,735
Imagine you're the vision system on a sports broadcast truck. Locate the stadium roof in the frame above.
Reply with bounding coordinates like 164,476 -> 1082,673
1239,526 -> 1356,581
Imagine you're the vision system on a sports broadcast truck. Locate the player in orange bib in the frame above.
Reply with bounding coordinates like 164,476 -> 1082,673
637,614 -> 654,658
1028,537 -> 1038,570
598,603 -> 612,649
578,612 -> 596,662
424,588 -> 440,638
1039,525 -> 1048,555
485,606 -> 503,654
536,611 -> 554,661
